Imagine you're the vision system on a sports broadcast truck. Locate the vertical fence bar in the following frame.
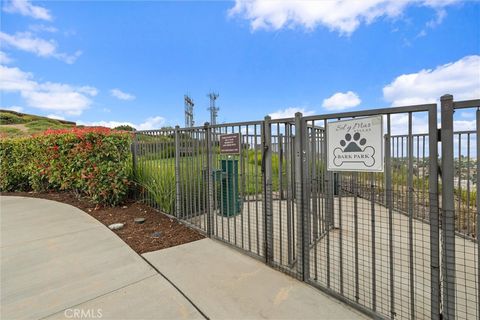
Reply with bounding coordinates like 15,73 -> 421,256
407,112 -> 415,319
205,123 -> 214,237
441,94 -> 456,319
294,112 -> 306,279
339,170 -> 344,295
263,116 -> 274,264
370,172 -> 377,312
302,118 -> 310,281
131,131 -> 138,203
286,124 -> 293,265
311,131 -> 319,242
354,171 -> 360,303
246,126 -> 252,252
255,124 -> 260,255
324,119 -> 332,288
429,103 -> 441,320
278,128 -> 283,263
385,114 -> 396,318
174,126 -> 181,219
477,108 -> 480,318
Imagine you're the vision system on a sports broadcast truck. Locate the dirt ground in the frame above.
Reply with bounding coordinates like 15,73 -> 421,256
1,191 -> 204,254
2,124 -> 29,132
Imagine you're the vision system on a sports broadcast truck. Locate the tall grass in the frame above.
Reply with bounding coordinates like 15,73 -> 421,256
134,158 -> 176,214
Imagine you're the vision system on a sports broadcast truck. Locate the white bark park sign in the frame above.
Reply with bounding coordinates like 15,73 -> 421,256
327,115 -> 384,172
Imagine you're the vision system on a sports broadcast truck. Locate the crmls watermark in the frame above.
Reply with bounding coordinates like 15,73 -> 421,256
64,308 -> 103,319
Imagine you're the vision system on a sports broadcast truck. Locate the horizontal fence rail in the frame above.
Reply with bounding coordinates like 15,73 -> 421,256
131,95 -> 479,320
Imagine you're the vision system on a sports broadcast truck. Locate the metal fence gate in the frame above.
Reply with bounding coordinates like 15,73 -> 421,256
299,104 -> 440,319
132,95 -> 479,320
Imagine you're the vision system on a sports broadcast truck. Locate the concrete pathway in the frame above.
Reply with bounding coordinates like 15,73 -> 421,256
1,196 -> 367,320
143,238 -> 369,320
0,196 -> 202,320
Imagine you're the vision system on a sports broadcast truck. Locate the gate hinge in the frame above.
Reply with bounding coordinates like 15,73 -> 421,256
437,128 -> 441,142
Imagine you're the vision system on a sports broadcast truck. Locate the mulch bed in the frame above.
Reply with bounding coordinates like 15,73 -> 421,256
1,191 -> 205,254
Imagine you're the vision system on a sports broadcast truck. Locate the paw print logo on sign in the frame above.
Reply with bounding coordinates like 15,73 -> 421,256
333,132 -> 375,168
340,132 -> 367,152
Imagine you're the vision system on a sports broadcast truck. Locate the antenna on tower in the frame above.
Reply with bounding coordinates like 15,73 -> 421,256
184,94 -> 194,127
207,92 -> 219,126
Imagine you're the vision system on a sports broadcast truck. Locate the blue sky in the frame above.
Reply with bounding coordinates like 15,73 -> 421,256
1,0 -> 479,130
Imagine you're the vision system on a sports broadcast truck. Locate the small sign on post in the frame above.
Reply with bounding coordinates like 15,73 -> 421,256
220,133 -> 240,154
327,115 -> 384,172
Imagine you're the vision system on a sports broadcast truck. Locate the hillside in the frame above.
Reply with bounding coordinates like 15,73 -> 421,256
0,110 -> 76,138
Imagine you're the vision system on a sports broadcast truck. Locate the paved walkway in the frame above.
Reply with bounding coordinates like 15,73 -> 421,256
143,239 -> 368,319
1,196 -> 367,320
0,196 -> 201,320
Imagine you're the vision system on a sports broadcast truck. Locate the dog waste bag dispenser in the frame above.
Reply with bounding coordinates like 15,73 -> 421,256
218,133 -> 242,217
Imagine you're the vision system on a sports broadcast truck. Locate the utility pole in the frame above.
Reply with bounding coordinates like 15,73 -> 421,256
184,95 -> 194,127
207,92 -> 219,126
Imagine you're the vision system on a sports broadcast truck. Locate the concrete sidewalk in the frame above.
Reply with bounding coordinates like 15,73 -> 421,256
0,196 -> 202,320
1,196 -> 367,320
143,238 -> 368,320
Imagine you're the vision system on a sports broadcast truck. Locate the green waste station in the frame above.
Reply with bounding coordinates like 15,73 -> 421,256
216,133 -> 242,217
213,158 -> 242,217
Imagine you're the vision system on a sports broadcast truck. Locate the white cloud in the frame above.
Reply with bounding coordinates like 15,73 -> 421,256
383,55 -> 480,106
110,88 -> 136,101
269,107 -> 314,119
0,65 -> 97,115
137,116 -> 166,130
77,116 -> 166,131
1,105 -> 24,112
322,91 -> 361,111
3,0 -> 52,21
454,120 -> 476,131
0,65 -> 36,91
0,31 -> 81,64
426,8 -> 447,28
0,51 -> 13,64
417,8 -> 447,37
29,24 -> 58,33
0,31 -> 54,56
388,113 -> 429,135
22,86 -> 94,116
229,0 -> 460,34
46,114 -> 65,120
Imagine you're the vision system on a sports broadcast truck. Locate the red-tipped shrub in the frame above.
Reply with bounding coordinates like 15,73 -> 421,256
1,127 -> 132,205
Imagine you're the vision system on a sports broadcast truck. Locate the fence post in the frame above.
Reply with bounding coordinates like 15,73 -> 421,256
294,112 -> 309,280
477,108 -> 480,317
131,131 -> 138,200
263,116 -> 274,263
302,117 -> 310,281
440,94 -> 456,319
428,103 -> 441,319
205,122 -> 214,237
385,115 -> 396,318
174,126 -> 181,219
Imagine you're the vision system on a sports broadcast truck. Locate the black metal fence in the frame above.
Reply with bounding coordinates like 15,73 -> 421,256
132,94 -> 479,320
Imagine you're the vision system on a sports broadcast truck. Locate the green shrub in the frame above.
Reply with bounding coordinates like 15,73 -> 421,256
0,127 -> 132,205
0,138 -> 35,191
25,119 -> 72,133
0,126 -> 24,138
114,125 -> 136,131
0,112 -> 26,125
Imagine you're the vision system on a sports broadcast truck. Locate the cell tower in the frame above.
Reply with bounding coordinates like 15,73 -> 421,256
184,95 -> 195,127
207,92 -> 219,125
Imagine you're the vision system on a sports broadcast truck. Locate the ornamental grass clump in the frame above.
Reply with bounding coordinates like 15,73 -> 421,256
0,127 -> 132,205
